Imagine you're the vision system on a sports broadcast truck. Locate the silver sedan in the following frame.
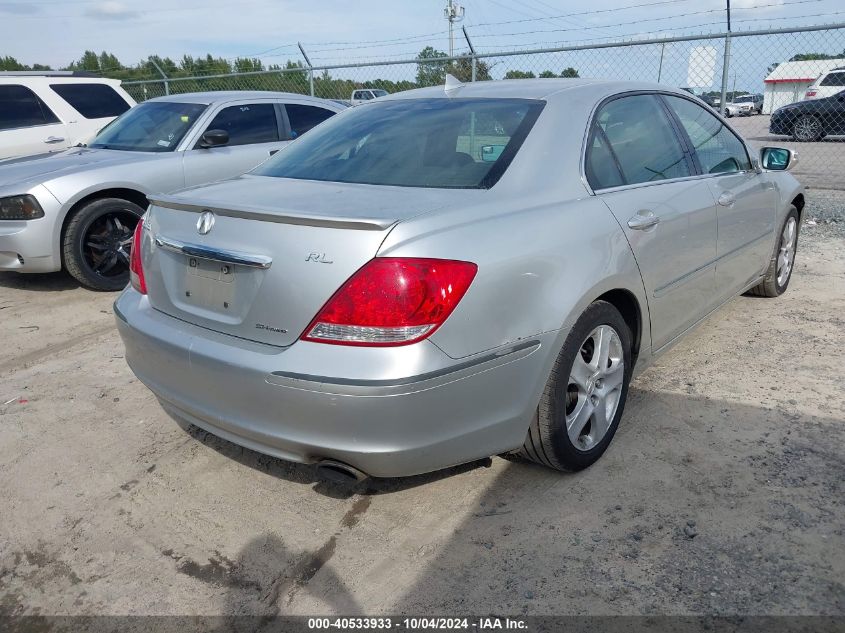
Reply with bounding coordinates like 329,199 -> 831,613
0,91 -> 344,289
115,79 -> 804,480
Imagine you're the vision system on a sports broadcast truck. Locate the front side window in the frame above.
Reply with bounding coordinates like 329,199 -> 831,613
203,103 -> 279,147
588,94 -> 691,188
254,98 -> 544,189
663,95 -> 751,174
820,71 -> 845,87
285,104 -> 335,138
50,83 -> 131,119
89,101 -> 206,152
0,84 -> 60,131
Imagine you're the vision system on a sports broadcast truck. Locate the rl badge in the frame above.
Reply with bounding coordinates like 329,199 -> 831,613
197,210 -> 215,235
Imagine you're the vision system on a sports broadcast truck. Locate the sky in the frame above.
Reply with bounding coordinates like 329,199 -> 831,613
2,0 -> 845,91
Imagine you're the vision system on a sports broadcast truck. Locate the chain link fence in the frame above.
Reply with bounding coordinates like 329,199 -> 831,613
124,23 -> 845,189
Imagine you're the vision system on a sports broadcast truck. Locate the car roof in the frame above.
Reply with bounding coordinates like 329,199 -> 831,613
144,90 -> 337,105
378,78 -> 694,102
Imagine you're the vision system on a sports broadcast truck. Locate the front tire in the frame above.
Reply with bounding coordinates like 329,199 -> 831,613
747,206 -> 799,298
519,301 -> 633,471
62,198 -> 144,291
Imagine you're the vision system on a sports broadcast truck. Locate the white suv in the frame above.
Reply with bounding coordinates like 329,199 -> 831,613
350,88 -> 388,105
804,67 -> 845,100
0,72 -> 135,160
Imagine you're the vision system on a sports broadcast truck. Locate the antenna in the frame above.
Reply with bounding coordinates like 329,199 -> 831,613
444,0 -> 465,58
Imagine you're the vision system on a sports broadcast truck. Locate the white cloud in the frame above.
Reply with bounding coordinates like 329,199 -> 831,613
85,1 -> 139,21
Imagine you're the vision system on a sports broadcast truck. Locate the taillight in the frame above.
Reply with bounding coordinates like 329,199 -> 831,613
806,90 -> 817,97
129,220 -> 147,295
302,257 -> 477,346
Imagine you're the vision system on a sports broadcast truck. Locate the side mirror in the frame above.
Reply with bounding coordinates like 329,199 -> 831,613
199,129 -> 229,148
760,147 -> 797,171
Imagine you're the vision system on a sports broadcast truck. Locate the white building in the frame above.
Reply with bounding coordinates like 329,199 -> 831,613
763,57 -> 845,113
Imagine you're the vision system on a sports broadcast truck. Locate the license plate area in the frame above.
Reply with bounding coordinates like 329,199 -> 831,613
183,256 -> 237,312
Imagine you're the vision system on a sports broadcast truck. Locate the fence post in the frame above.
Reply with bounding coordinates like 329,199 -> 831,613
150,59 -> 170,96
463,25 -> 477,82
298,42 -> 315,97
719,32 -> 731,116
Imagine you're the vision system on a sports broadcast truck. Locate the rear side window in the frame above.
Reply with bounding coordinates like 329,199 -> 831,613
203,103 -> 279,146
588,94 -> 691,188
663,95 -> 751,174
0,84 -> 60,130
820,71 -> 845,87
585,129 -> 625,190
50,83 -> 130,119
285,104 -> 335,138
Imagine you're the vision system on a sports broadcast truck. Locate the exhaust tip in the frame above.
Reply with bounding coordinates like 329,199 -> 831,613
315,459 -> 369,484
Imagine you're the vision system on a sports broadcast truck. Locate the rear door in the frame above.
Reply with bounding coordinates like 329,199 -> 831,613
586,93 -> 718,351
0,84 -> 68,159
48,82 -> 132,145
181,100 -> 289,187
662,95 -> 777,300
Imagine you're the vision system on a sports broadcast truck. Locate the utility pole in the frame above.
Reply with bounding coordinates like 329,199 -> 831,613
444,0 -> 465,58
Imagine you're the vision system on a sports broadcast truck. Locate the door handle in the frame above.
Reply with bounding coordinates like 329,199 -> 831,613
627,211 -> 660,231
269,149 -> 280,156
44,136 -> 65,144
718,191 -> 736,207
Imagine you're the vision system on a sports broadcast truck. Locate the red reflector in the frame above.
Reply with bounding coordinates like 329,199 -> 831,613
129,220 -> 147,295
303,257 -> 477,346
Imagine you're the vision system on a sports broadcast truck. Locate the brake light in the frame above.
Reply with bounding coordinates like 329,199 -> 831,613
302,257 -> 477,346
129,220 -> 146,295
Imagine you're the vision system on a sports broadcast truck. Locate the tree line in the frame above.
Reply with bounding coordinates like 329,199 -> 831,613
1,48 -> 581,102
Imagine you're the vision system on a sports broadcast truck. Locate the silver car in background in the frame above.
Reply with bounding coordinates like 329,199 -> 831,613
115,79 -> 804,481
0,91 -> 344,289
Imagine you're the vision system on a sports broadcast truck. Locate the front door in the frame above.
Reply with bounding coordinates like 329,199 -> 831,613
182,101 -> 289,188
662,95 -> 777,299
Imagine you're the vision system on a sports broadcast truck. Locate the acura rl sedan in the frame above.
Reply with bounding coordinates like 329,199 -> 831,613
115,78 -> 804,481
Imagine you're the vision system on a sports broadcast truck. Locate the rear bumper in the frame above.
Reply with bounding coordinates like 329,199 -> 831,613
114,289 -> 557,478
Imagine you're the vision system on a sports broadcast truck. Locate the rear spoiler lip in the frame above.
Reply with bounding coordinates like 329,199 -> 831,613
147,194 -> 395,231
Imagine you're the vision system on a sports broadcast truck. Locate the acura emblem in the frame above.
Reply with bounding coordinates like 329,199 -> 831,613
197,210 -> 215,235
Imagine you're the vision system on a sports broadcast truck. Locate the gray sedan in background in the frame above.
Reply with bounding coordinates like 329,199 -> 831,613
0,91 -> 344,289
116,79 -> 804,481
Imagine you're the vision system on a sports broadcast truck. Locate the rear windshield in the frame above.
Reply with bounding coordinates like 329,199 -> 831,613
89,101 -> 206,152
254,98 -> 544,189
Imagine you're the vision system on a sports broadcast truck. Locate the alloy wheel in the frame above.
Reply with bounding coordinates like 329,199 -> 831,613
793,116 -> 820,141
82,211 -> 137,279
777,216 -> 797,287
564,324 -> 625,452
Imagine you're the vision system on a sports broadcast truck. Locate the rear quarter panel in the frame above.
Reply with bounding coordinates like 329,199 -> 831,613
378,193 -> 650,361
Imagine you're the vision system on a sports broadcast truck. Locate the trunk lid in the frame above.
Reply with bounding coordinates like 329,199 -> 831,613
143,175 -> 478,346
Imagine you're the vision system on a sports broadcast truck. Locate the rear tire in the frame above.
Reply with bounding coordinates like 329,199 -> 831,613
519,301 -> 633,472
747,206 -> 799,298
62,198 -> 144,291
791,115 -> 824,142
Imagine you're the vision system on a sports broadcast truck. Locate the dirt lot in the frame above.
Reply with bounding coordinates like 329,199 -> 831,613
729,114 -> 844,190
0,208 -> 843,621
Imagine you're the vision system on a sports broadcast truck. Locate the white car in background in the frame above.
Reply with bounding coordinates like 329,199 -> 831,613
723,100 -> 754,117
350,88 -> 388,105
804,66 -> 845,100
0,72 -> 135,160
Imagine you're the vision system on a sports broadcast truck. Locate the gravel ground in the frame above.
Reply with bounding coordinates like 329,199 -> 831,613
0,194 -> 843,623
801,189 -> 845,237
